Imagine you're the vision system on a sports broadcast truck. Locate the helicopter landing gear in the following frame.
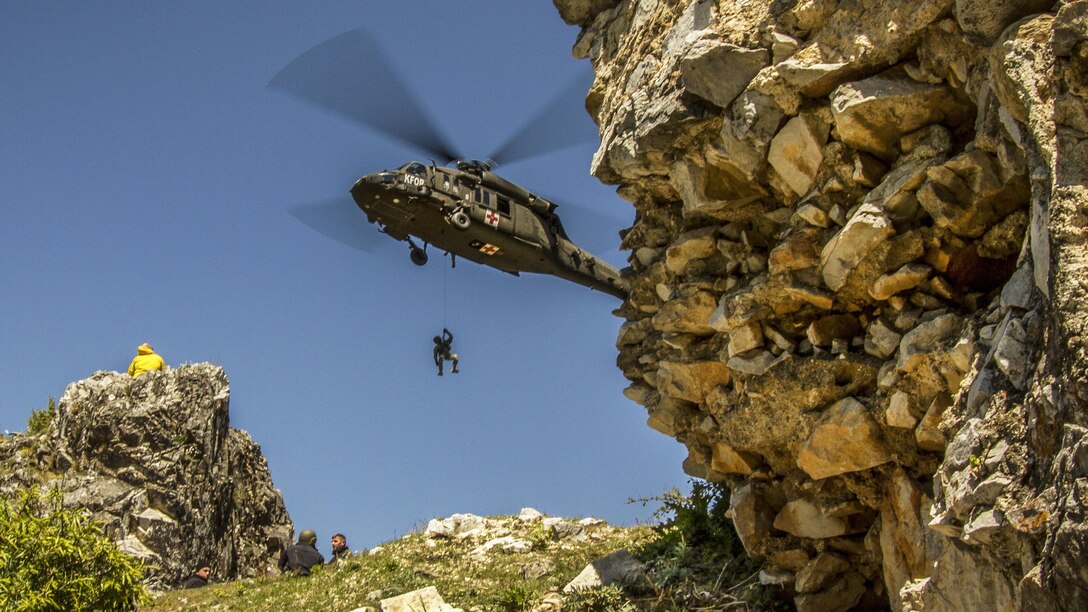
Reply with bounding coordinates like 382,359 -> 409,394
450,209 -> 471,230
408,237 -> 428,266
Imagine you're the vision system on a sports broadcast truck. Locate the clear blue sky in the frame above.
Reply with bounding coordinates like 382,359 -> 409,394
0,1 -> 688,556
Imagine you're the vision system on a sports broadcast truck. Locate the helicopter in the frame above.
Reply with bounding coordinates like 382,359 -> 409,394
270,28 -> 628,300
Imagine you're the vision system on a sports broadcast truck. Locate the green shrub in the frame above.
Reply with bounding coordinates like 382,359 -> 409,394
565,585 -> 637,611
627,480 -> 780,610
639,479 -> 747,562
488,581 -> 536,611
0,487 -> 150,611
26,398 -> 56,436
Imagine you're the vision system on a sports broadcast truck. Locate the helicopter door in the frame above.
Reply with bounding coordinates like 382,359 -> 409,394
473,187 -> 511,233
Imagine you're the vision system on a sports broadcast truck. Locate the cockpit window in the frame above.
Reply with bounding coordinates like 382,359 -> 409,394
402,162 -> 427,175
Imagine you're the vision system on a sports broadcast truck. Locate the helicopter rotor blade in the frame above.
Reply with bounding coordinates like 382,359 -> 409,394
544,194 -> 630,256
289,198 -> 381,253
269,28 -> 461,163
489,70 -> 598,167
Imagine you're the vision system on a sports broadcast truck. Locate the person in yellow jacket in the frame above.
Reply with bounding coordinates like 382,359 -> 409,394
128,343 -> 166,377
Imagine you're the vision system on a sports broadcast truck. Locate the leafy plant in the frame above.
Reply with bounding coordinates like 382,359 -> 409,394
565,585 -> 637,611
637,479 -> 745,562
489,581 -> 536,611
528,522 -> 554,550
26,398 -> 56,436
0,486 -> 150,611
627,479 -> 781,610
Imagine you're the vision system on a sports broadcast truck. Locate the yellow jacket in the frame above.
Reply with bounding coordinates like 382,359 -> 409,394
128,344 -> 165,377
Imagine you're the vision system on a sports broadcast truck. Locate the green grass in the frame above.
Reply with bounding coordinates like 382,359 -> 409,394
145,500 -> 783,611
146,519 -> 657,611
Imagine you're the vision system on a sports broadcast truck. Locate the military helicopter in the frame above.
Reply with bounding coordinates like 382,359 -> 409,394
270,28 -> 628,299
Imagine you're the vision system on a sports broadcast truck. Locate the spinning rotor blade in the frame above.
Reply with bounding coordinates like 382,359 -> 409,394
289,198 -> 380,253
489,70 -> 597,166
269,28 -> 460,163
549,198 -> 630,256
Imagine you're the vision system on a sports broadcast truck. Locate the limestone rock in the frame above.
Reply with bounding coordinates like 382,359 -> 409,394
885,391 -> 918,429
870,263 -> 932,301
0,365 -> 293,588
380,586 -> 462,612
955,0 -> 1055,44
798,398 -> 892,480
425,514 -> 492,539
820,203 -> 896,292
681,39 -> 768,109
773,499 -> 849,539
729,483 -> 775,558
830,69 -> 971,160
768,113 -> 829,196
916,150 -> 1030,238
657,359 -> 732,404
651,290 -> 718,335
562,550 -> 648,593
711,441 -> 760,475
665,227 -> 718,274
796,552 -> 851,593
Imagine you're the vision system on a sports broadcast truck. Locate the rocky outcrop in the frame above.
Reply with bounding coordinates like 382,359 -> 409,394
557,0 -> 1087,609
0,364 -> 293,588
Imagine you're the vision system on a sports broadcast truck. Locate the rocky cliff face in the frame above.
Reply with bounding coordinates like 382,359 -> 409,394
0,364 -> 293,588
555,0 -> 1088,609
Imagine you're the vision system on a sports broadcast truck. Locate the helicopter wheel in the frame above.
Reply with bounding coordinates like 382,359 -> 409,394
451,211 -> 471,230
409,246 -> 428,266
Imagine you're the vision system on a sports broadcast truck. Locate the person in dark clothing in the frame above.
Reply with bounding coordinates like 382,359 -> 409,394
183,565 -> 211,589
328,533 -> 351,563
278,529 -> 325,575
432,328 -> 459,376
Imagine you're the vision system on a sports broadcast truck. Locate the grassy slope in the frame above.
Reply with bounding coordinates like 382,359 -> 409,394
146,516 -> 659,611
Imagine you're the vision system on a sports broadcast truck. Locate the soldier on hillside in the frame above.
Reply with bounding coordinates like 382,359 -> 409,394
328,533 -> 352,563
183,564 -> 211,589
278,529 -> 325,576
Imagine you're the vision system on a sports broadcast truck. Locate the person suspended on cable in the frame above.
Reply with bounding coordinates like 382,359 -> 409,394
433,328 -> 459,376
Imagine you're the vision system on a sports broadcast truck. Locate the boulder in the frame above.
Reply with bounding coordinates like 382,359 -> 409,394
425,513 -> 491,539
681,39 -> 769,109
916,150 -> 1030,238
9,366 -> 294,588
798,398 -> 892,480
831,69 -> 971,160
665,227 -> 719,274
955,0 -> 1055,44
656,359 -> 732,404
562,550 -> 648,593
651,290 -> 718,335
729,483 -> 776,557
773,499 -> 849,539
796,552 -> 852,593
820,203 -> 896,292
870,263 -> 932,301
380,586 -> 462,612
768,113 -> 829,196
711,441 -> 760,475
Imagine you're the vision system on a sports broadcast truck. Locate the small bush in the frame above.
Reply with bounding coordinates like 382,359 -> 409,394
565,585 -> 637,611
627,479 -> 781,610
489,581 -> 536,611
26,398 -> 56,436
0,486 -> 150,611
